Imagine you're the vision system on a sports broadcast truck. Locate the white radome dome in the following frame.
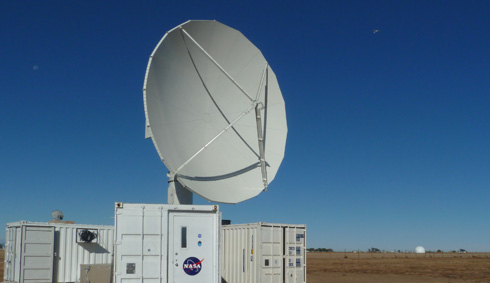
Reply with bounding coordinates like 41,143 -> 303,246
415,246 -> 426,254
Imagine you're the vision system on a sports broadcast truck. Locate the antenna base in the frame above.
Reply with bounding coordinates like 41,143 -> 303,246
168,179 -> 193,204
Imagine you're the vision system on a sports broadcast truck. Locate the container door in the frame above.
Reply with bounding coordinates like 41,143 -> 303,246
4,226 -> 21,282
20,225 -> 55,282
114,204 -> 168,283
168,212 -> 219,283
260,225 -> 283,282
284,227 -> 306,283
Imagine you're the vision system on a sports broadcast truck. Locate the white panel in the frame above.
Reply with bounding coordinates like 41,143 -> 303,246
168,212 -> 220,282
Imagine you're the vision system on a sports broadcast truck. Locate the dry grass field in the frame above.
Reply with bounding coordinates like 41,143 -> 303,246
2,249 -> 490,282
307,252 -> 490,283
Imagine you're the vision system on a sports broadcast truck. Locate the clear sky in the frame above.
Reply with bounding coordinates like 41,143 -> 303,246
1,1 -> 489,252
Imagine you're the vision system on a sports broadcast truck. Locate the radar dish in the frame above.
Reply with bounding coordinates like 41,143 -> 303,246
51,210 -> 64,220
415,246 -> 426,254
144,20 -> 287,204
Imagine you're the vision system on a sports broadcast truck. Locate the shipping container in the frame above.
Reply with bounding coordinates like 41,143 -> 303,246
3,221 -> 114,283
221,222 -> 306,283
113,202 -> 221,283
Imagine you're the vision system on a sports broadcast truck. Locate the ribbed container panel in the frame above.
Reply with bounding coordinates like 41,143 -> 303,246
54,224 -> 114,282
4,221 -> 114,283
221,222 -> 306,283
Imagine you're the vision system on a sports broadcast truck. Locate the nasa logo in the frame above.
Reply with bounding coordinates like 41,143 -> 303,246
182,257 -> 204,276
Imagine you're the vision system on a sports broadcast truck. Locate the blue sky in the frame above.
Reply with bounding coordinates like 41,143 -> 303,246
1,1 -> 489,252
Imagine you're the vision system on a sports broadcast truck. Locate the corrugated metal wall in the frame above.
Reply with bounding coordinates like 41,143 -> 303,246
54,225 -> 114,282
221,223 -> 306,283
4,222 -> 114,283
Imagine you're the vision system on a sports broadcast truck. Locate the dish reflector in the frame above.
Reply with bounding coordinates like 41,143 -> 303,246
144,20 -> 287,204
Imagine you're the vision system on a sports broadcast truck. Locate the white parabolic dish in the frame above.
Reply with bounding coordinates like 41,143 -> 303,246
415,246 -> 426,254
144,20 -> 287,204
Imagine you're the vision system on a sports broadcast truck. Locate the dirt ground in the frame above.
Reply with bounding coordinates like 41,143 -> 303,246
0,249 -> 3,281
307,252 -> 490,283
2,249 -> 490,282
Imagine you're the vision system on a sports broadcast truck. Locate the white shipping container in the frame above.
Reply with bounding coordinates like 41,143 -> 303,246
3,221 -> 114,283
221,222 -> 306,283
113,202 -> 221,283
